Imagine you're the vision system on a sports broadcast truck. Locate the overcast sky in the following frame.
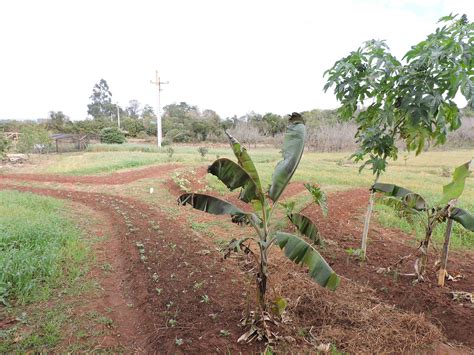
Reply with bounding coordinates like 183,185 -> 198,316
0,0 -> 472,121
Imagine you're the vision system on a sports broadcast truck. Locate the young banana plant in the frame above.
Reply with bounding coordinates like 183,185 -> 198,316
373,160 -> 473,281
178,113 -> 339,315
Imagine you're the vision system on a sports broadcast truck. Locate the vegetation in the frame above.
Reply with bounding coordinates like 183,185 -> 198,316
0,190 -> 87,305
17,125 -> 52,154
100,127 -> 126,144
373,161 -> 473,282
324,14 -> 474,259
178,113 -> 339,341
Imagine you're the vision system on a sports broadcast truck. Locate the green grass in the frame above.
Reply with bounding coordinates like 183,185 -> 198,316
0,190 -> 88,305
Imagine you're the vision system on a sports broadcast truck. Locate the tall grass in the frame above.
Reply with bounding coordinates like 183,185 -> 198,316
0,190 -> 87,304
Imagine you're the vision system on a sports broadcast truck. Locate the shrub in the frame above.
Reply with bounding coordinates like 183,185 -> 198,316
100,127 -> 126,144
0,135 -> 10,158
197,146 -> 208,158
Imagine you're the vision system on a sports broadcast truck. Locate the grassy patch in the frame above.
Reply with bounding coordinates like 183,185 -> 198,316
0,190 -> 88,305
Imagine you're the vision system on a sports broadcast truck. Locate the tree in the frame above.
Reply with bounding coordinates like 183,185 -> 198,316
324,14 -> 474,259
47,111 -> 70,132
87,79 -> 115,120
100,127 -> 126,144
178,113 -> 339,341
17,126 -> 52,154
126,99 -> 141,119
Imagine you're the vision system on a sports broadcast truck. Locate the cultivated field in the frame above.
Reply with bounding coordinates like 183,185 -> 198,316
0,145 -> 473,352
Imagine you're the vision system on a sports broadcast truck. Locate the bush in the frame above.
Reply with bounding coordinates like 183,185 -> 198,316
100,127 -> 126,144
197,146 -> 209,158
0,135 -> 10,158
17,126 -> 52,154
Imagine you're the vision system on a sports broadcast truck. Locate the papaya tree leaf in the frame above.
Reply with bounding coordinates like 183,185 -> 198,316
275,232 -> 339,290
224,131 -> 263,198
373,182 -> 428,211
450,207 -> 474,231
439,160 -> 471,205
287,213 -> 323,245
208,158 -> 258,203
178,193 -> 249,224
268,113 -> 306,203
304,183 -> 328,216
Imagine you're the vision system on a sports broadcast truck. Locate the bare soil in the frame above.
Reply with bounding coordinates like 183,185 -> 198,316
1,164 -> 473,353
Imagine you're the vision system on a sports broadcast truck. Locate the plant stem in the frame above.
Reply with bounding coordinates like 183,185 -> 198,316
438,218 -> 454,287
360,174 -> 380,260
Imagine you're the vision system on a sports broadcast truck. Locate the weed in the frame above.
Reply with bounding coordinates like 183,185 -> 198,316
219,329 -> 231,337
175,338 -> 184,346
200,295 -> 210,304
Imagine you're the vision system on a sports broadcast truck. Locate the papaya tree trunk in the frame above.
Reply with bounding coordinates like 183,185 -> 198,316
438,218 -> 454,287
360,175 -> 380,260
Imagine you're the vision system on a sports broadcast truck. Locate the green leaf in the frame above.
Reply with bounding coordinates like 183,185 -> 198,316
304,183 -> 328,216
268,113 -> 306,202
178,193 -> 248,224
373,183 -> 428,211
275,232 -> 339,290
439,160 -> 471,205
450,207 -> 474,231
287,213 -> 322,245
224,131 -> 263,199
208,158 -> 258,203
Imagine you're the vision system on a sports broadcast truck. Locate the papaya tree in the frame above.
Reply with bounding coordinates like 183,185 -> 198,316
324,14 -> 474,260
178,113 -> 339,340
373,160 -> 473,282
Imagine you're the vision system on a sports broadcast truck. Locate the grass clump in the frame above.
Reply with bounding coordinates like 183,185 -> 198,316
0,190 -> 87,305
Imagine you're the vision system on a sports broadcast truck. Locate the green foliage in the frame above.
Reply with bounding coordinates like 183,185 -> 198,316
17,125 -> 52,154
0,191 -> 85,304
0,133 -> 10,157
166,146 -> 175,158
197,146 -> 209,158
178,113 -> 339,329
87,79 -> 114,120
324,15 -> 474,176
100,127 -> 126,144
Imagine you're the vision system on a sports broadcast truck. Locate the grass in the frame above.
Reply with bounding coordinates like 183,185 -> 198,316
6,144 -> 473,249
0,190 -> 88,305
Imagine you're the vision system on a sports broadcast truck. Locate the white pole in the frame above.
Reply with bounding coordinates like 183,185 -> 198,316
156,71 -> 162,147
116,103 -> 120,129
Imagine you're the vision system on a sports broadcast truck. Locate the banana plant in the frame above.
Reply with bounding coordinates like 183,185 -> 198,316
178,113 -> 339,316
373,160 -> 473,282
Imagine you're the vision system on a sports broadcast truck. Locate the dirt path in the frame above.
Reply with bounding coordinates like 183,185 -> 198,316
0,164 -> 180,185
0,183 -> 257,353
2,165 -> 473,352
302,189 -> 474,347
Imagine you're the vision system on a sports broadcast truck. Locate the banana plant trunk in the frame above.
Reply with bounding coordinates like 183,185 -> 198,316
256,247 -> 268,311
438,218 -> 454,287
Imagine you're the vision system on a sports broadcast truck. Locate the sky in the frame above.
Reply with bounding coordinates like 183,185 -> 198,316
0,0 -> 473,121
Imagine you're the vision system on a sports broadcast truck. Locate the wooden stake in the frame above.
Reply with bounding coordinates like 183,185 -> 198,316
438,218 -> 454,287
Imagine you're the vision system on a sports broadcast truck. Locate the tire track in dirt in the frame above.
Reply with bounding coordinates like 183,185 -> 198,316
0,182 -> 259,353
301,188 -> 474,347
0,164 -> 180,185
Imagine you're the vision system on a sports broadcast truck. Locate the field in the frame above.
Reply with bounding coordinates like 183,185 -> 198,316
0,145 -> 473,353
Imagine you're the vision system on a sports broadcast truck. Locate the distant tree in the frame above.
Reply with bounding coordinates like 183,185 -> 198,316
87,79 -> 115,120
262,113 -> 286,136
126,99 -> 141,119
47,111 -> 70,132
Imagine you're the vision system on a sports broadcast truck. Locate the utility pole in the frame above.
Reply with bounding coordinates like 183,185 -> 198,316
116,103 -> 121,129
150,70 -> 169,147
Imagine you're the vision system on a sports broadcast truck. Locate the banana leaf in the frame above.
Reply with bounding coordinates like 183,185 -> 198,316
208,158 -> 258,203
450,207 -> 474,231
439,160 -> 471,205
372,182 -> 428,211
268,113 -> 306,203
288,213 -> 322,245
178,193 -> 248,224
275,232 -> 339,290
224,131 -> 263,198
